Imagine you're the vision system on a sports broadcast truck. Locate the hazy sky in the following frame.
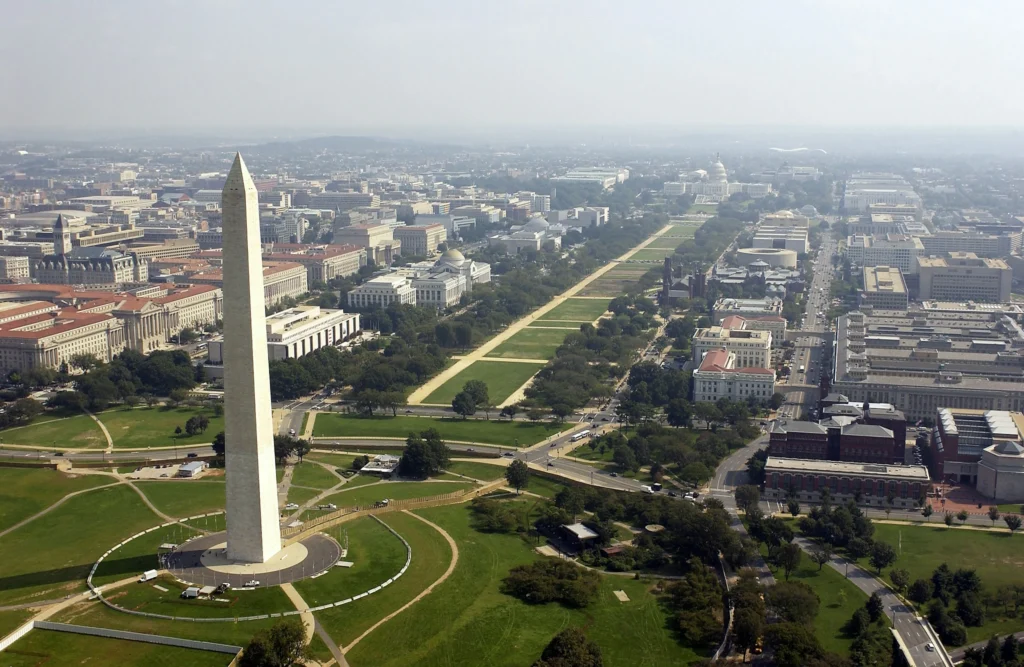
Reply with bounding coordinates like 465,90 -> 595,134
3,0 -> 1022,134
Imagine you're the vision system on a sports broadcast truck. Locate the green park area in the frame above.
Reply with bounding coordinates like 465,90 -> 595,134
866,523 -> 1024,642
134,480 -> 226,517
290,461 -> 342,489
784,548 -> 868,654
647,236 -> 685,249
313,413 -> 564,446
663,223 -> 703,237
630,247 -> 677,262
1,412 -> 107,449
344,504 -> 701,667
422,360 -> 542,406
3,630 -> 232,667
687,203 -> 719,214
578,265 -> 652,297
0,467 -> 112,532
527,320 -> 583,329
101,406 -> 224,449
486,328 -> 569,360
317,480 -> 475,510
445,460 -> 506,481
537,297 -> 610,323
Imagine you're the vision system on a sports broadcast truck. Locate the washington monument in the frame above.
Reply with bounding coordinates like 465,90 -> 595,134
222,153 -> 282,563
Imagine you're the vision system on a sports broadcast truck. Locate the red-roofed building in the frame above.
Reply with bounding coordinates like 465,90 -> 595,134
693,347 -> 776,403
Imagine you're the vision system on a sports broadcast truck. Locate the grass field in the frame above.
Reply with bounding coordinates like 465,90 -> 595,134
0,468 -> 113,532
1,413 -> 107,449
105,572 -> 293,619
101,407 -> 224,449
345,503 -> 705,667
630,248 -> 677,262
423,360 -> 541,406
294,517 -> 407,606
290,461 -> 341,489
287,485 -> 322,506
319,481 -> 475,509
782,551 -> 867,654
445,460 -> 507,481
313,413 -> 565,447
307,452 -> 359,470
0,609 -> 32,637
4,630 -> 233,667
687,204 -> 718,214
538,298 -> 611,323
646,237 -> 685,249
0,484 -> 159,605
316,511 -> 452,647
527,321 -> 584,329
486,328 -> 569,360
523,475 -> 570,499
663,224 -> 702,238
864,523 -> 1024,642
134,480 -> 226,517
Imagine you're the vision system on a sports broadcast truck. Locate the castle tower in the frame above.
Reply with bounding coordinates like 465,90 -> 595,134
222,153 -> 282,563
53,214 -> 72,256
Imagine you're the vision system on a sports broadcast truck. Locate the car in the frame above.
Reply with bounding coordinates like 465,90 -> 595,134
285,502 -> 299,510
925,643 -> 935,652
405,409 -> 413,413
609,472 -> 618,477
466,448 -> 474,452
667,490 -> 678,497
288,428 -> 296,436
601,417 -> 609,421
159,473 -> 168,478
547,462 -> 554,467
502,452 -> 514,457
187,452 -> 198,458
245,580 -> 260,587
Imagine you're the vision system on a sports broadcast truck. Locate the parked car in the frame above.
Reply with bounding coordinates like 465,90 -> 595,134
244,580 -> 260,587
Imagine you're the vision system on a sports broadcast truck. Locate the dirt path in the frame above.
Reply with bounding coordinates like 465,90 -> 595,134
407,223 -> 673,405
341,511 -> 460,654
84,408 -> 114,453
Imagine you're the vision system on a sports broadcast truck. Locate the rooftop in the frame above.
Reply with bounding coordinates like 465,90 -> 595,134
862,266 -> 906,294
765,456 -> 930,480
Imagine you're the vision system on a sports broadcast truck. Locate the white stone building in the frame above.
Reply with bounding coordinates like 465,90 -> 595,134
692,348 -> 776,403
412,272 -> 466,309
692,326 -> 772,368
347,275 -> 416,308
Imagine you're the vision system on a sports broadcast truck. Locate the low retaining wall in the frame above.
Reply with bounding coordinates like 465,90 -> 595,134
33,621 -> 241,654
0,621 -> 33,652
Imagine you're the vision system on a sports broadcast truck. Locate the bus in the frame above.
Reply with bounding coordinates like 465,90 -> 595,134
570,430 -> 591,442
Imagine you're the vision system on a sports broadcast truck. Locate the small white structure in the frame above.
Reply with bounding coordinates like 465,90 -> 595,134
361,454 -> 401,475
178,461 -> 207,478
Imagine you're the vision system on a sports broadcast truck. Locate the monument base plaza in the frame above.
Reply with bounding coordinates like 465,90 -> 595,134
164,531 -> 341,588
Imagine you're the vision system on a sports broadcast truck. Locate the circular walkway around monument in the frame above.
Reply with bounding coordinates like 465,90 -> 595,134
88,513 -> 412,622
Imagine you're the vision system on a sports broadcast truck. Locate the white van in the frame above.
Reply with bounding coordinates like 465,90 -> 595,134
139,570 -> 158,583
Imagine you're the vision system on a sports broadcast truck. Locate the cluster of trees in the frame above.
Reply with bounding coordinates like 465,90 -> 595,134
213,433 -> 311,464
397,428 -> 450,479
0,397 -> 43,429
906,563 -> 987,645
962,635 -> 1024,667
175,413 -> 211,437
502,558 -> 601,608
238,619 -> 308,667
662,557 -> 724,648
451,379 -> 492,419
844,592 -> 896,667
533,627 -> 603,667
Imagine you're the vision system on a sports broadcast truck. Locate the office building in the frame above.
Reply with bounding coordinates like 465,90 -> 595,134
845,234 -> 924,274
67,195 -> 143,211
208,305 -> 359,367
33,216 -> 147,286
763,457 -> 929,509
919,231 -> 1017,259
860,266 -> 908,310
712,297 -> 784,323
716,314 -> 787,342
832,309 -> 1024,421
692,326 -> 772,368
188,261 -> 307,308
412,272 -> 466,309
918,252 -> 1012,303
761,211 -> 809,228
413,213 -> 477,236
932,408 -> 1024,491
332,223 -> 400,266
692,348 -> 775,403
393,224 -> 447,257
753,226 -> 808,253
575,207 -> 609,227
347,275 -> 416,308
309,192 -> 380,210
0,256 -> 30,281
843,174 -> 922,215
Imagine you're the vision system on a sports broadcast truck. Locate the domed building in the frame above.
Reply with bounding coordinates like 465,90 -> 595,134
432,248 -> 490,287
673,154 -> 773,202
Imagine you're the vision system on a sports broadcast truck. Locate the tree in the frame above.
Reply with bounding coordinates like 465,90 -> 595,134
869,541 -> 898,574
956,592 -> 985,627
777,543 -> 802,580
463,380 -> 490,413
555,487 -> 586,523
174,425 -> 182,436
212,431 -> 225,457
957,509 -> 969,525
810,546 -> 832,571
612,445 -> 638,472
665,398 -> 692,428
452,391 -> 477,419
866,592 -> 885,622
500,404 -> 520,421
398,429 -> 450,479
764,622 -> 824,667
733,608 -> 764,653
505,459 -> 530,494
734,485 -> 761,514
908,578 -> 933,604
239,619 -> 310,667
922,504 -> 933,522
168,387 -> 189,406
1004,514 -> 1022,535
273,435 -> 298,463
890,568 -> 911,595
944,512 -> 955,528
988,506 -> 1001,526
533,627 -> 603,667
788,499 -> 801,517
846,537 -> 871,560
766,581 -> 819,624
454,322 -> 473,350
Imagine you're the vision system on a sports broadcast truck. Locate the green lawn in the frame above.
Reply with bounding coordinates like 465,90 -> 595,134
320,481 -> 475,509
865,523 -> 1024,642
1,413 -> 107,449
0,484 -> 160,605
106,573 -> 293,619
527,321 -> 585,329
538,298 -> 611,322
444,460 -> 507,481
0,468 -> 113,532
286,485 -> 322,507
307,452 -> 360,470
422,360 -> 542,406
687,204 -> 718,214
646,237 -> 685,249
134,480 -> 226,517
0,608 -> 32,637
293,517 -> 408,606
4,630 -> 233,667
316,511 -> 453,647
313,413 -> 565,447
345,504 -> 705,667
486,329 -> 569,360
785,553 -> 868,654
100,407 -> 224,449
631,248 -> 676,262
290,461 -> 341,489
523,475 -> 570,499
663,224 -> 701,238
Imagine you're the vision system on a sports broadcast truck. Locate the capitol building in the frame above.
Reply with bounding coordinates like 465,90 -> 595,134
664,155 -> 773,202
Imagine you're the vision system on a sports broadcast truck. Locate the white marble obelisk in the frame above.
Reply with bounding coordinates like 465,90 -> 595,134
223,153 -> 282,563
